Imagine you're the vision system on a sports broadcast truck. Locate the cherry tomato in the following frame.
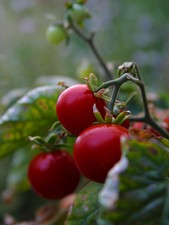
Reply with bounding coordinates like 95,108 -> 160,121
56,84 -> 106,135
69,3 -> 90,24
73,124 -> 129,183
28,150 -> 80,200
46,25 -> 67,45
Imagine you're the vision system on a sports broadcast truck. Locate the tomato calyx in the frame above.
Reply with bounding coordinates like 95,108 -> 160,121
93,102 -> 131,129
84,73 -> 111,102
84,73 -> 131,128
28,122 -> 72,153
85,73 -> 99,92
113,110 -> 131,126
65,0 -> 88,9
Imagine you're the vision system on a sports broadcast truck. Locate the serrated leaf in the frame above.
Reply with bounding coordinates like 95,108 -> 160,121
67,182 -> 103,225
98,140 -> 169,225
0,85 -> 64,158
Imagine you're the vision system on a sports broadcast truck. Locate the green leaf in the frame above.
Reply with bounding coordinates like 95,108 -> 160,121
0,85 -> 64,158
98,140 -> 169,225
67,182 -> 103,225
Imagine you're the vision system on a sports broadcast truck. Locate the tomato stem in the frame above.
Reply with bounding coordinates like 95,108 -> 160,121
96,71 -> 169,139
68,17 -> 112,80
108,85 -> 120,111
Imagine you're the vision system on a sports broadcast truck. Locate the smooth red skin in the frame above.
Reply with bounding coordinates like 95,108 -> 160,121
56,84 -> 106,135
28,150 -> 80,200
73,124 -> 129,183
163,117 -> 169,132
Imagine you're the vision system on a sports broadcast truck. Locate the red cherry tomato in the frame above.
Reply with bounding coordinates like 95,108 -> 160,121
28,150 -> 80,200
73,124 -> 129,183
56,84 -> 106,135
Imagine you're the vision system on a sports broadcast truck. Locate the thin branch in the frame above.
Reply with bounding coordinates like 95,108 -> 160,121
69,19 -> 112,80
108,85 -> 120,111
96,73 -> 169,139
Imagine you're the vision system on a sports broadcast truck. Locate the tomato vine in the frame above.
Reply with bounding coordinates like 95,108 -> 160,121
1,1 -> 169,224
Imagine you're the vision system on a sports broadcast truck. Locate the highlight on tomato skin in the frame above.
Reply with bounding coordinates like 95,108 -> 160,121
56,84 -> 106,135
73,124 -> 129,183
27,150 -> 80,200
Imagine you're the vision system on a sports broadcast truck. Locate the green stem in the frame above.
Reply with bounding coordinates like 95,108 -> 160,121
108,85 -> 120,111
146,116 -> 169,138
134,63 -> 142,81
69,19 -> 112,80
96,73 -> 142,90
96,73 -> 169,139
117,62 -> 143,81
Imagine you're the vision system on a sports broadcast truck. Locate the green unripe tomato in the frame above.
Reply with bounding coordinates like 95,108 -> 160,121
46,25 -> 67,45
69,3 -> 90,24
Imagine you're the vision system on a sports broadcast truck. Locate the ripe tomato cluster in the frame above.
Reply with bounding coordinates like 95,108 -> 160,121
27,83 -> 130,200
56,84 -> 129,183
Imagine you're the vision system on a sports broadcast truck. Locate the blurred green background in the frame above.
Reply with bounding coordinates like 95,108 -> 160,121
1,0 -> 169,223
1,0 -> 169,101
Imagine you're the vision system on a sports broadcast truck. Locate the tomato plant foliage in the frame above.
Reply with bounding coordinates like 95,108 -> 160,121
98,139 -> 169,225
67,182 -> 103,225
1,1 -> 169,224
0,85 -> 64,157
64,138 -> 169,225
